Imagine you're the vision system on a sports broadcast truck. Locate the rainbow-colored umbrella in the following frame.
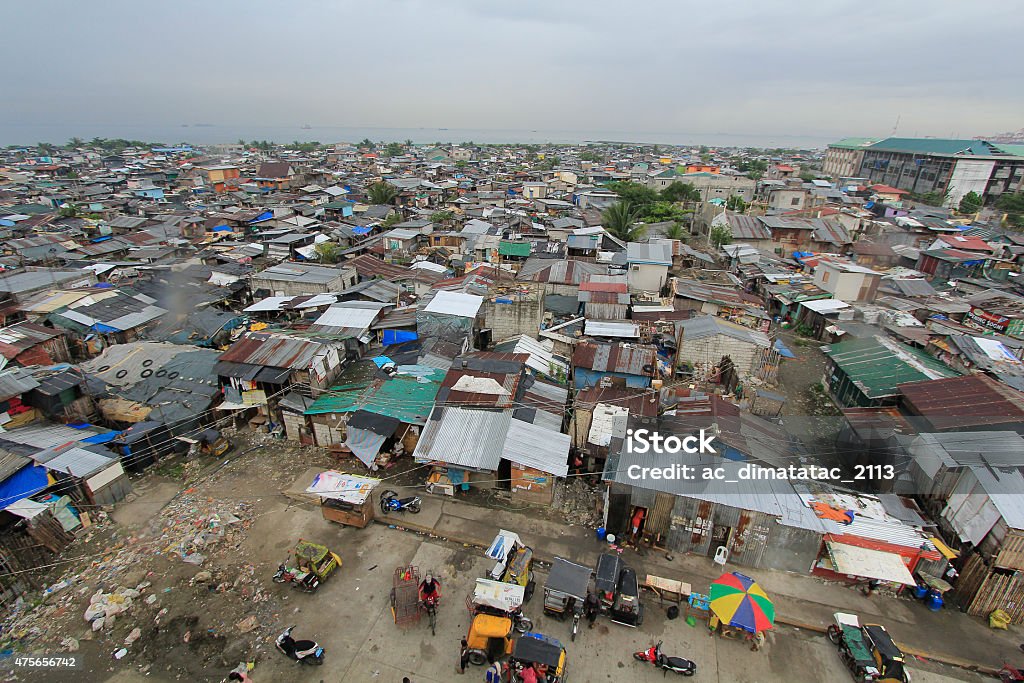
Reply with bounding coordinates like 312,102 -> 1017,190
708,571 -> 775,633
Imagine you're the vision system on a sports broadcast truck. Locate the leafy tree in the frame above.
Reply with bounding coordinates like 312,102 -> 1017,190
606,181 -> 661,206
958,191 -> 983,215
36,142 -> 55,155
384,142 -> 404,158
726,195 -> 747,213
799,171 -> 816,183
66,137 -> 84,148
640,201 -> 688,223
455,160 -> 468,169
237,139 -> 247,147
314,241 -> 341,264
368,181 -> 399,205
579,151 -> 603,163
404,139 -> 413,147
58,204 -> 78,218
663,222 -> 688,241
710,224 -> 733,248
602,202 -> 646,242
660,181 -> 701,204
997,192 -> 1024,228
358,138 -> 375,150
430,210 -> 455,224
381,212 -> 403,228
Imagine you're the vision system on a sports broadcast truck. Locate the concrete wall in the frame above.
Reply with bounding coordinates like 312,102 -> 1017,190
627,263 -> 668,294
677,334 -> 763,379
482,297 -> 544,340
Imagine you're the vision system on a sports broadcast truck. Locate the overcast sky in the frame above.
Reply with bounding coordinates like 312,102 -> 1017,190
1,0 -> 1021,146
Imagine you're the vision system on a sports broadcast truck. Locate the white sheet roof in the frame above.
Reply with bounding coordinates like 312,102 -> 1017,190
825,540 -> 917,585
801,299 -> 851,314
423,290 -> 483,318
502,418 -> 570,477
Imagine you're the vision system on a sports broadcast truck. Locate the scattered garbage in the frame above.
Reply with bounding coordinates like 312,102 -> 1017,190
114,648 -> 128,660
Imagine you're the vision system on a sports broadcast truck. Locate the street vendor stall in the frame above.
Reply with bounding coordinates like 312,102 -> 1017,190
305,470 -> 381,528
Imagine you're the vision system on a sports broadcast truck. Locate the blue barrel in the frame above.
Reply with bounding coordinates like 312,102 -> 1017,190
912,584 -> 928,599
925,589 -> 944,611
595,527 -> 607,541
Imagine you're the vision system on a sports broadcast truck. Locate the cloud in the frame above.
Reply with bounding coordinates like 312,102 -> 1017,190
0,0 -> 1020,145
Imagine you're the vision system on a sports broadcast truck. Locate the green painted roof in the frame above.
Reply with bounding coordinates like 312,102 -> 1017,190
993,143 -> 1024,158
305,362 -> 444,425
828,137 -> 878,150
498,240 -> 531,257
867,137 -> 996,156
824,336 -> 960,399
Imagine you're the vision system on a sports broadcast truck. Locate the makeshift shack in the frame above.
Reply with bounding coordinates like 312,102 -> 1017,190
306,470 -> 381,529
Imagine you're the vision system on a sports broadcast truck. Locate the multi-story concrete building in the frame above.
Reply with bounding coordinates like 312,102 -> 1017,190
823,137 -> 877,178
855,137 -> 1024,208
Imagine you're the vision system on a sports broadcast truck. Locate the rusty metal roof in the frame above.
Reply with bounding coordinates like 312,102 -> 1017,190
898,374 -> 1024,430
571,341 -> 656,375
218,332 -> 328,370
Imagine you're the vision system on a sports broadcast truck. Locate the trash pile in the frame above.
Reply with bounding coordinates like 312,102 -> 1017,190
83,585 -> 146,632
555,477 -> 603,527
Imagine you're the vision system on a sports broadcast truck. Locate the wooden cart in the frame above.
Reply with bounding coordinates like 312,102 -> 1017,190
643,574 -> 691,607
305,470 -> 381,529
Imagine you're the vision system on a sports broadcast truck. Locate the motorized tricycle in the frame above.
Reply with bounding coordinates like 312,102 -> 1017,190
467,577 -> 534,633
509,632 -> 567,683
827,612 -> 910,682
610,564 -> 644,627
272,540 -> 341,592
543,556 -> 591,642
486,529 -> 536,601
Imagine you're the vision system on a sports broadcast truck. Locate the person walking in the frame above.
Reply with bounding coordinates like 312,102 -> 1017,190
458,638 -> 470,674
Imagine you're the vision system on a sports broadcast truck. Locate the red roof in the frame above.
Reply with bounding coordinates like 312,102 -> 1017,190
869,184 -> 909,195
938,234 -> 991,252
775,165 -> 795,172
579,279 -> 628,293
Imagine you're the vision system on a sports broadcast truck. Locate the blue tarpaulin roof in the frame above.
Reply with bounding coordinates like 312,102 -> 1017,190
249,210 -> 273,223
352,226 -> 373,235
383,330 -> 418,345
0,465 -> 49,509
774,339 -> 796,358
81,431 -> 122,444
213,225 -> 232,232
91,235 -> 114,243
371,356 -> 396,367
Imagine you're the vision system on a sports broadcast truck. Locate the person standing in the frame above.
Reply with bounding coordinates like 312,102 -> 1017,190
458,638 -> 470,675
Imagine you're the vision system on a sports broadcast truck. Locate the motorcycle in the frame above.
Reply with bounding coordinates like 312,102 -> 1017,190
633,641 -> 696,676
276,626 -> 324,665
272,565 -> 320,592
380,489 -> 421,514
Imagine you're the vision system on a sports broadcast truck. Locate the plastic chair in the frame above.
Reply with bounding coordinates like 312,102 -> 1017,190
713,545 -> 729,566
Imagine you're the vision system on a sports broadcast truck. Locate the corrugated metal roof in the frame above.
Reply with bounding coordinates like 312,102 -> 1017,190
305,363 -> 443,425
825,336 -> 960,399
502,418 -> 569,477
584,320 -> 639,338
423,290 -> 483,318
898,374 -> 1024,429
572,341 -> 656,375
34,445 -> 115,478
312,303 -> 387,336
413,406 -> 511,470
0,368 -> 41,400
626,240 -> 672,265
219,333 -> 329,370
676,316 -> 770,347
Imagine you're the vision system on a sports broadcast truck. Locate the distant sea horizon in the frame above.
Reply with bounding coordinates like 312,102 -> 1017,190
0,123 -> 836,150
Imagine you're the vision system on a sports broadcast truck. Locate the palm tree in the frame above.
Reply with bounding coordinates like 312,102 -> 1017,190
602,202 -> 645,242
663,222 -> 687,241
368,181 -> 399,205
66,137 -> 84,149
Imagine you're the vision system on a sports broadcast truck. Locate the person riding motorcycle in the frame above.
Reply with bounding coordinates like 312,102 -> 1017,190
419,572 -> 441,605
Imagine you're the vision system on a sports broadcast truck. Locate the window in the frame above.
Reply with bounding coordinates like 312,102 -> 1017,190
791,197 -> 801,206
821,271 -> 830,283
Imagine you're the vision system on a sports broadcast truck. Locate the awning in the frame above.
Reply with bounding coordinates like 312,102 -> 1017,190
929,536 -> 959,561
773,339 -> 796,359
825,540 -> 916,585
254,366 -> 292,385
305,470 -> 380,504
343,426 -> 387,468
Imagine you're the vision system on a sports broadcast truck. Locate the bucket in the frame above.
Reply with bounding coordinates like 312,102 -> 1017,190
595,527 -> 607,541
606,534 -> 616,545
912,584 -> 928,600
925,590 -> 944,611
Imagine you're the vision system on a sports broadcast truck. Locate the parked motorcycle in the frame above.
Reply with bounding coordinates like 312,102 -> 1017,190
633,641 -> 696,676
272,565 -> 320,592
276,626 -> 324,665
380,489 -> 421,514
